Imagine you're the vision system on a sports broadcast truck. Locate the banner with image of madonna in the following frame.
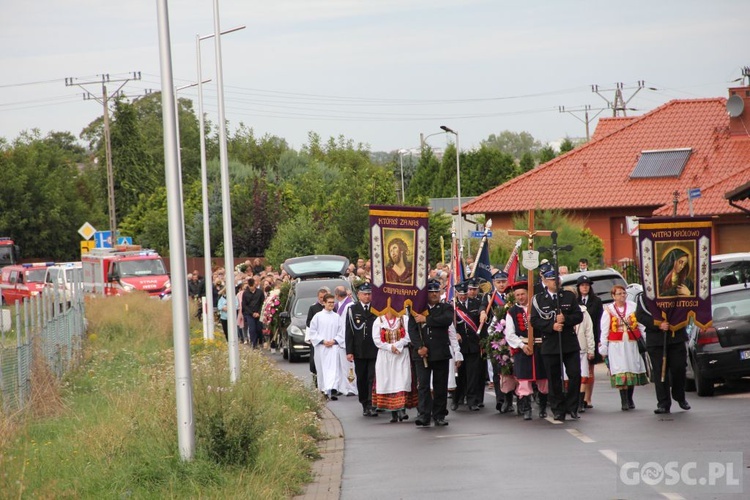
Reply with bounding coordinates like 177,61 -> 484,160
638,217 -> 712,330
369,205 -> 429,316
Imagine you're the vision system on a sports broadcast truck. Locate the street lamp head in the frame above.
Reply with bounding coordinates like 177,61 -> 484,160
440,125 -> 456,135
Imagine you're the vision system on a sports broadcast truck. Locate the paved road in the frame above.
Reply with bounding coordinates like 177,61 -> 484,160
271,351 -> 749,500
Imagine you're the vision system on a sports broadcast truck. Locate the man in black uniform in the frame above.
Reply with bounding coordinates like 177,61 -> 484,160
576,275 -> 603,411
467,278 -> 488,408
453,281 -> 483,411
345,283 -> 379,417
410,279 -> 455,426
530,269 -> 583,421
634,292 -> 690,414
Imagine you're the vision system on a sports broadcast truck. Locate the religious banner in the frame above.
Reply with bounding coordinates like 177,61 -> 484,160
638,217 -> 712,330
369,205 -> 429,316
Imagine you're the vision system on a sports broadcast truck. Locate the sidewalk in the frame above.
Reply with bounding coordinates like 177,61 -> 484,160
293,405 -> 344,500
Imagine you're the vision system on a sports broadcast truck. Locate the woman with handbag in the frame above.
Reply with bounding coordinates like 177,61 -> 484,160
598,285 -> 649,411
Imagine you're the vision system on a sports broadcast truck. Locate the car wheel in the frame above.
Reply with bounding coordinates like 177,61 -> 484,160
289,343 -> 300,363
693,356 -> 715,397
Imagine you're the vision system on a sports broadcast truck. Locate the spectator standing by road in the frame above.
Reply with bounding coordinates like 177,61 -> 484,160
241,278 -> 265,348
576,275 -> 603,410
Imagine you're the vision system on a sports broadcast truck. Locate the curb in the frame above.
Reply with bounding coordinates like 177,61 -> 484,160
294,405 -> 344,500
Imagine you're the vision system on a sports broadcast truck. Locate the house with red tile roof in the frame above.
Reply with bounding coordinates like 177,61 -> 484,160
462,86 -> 750,265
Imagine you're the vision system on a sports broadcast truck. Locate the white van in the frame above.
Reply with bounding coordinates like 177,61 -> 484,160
44,262 -> 83,302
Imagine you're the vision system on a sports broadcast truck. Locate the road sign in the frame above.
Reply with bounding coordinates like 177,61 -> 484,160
117,236 -> 133,245
688,187 -> 701,199
78,222 -> 97,240
470,231 -> 493,238
81,240 -> 95,254
95,231 -> 113,249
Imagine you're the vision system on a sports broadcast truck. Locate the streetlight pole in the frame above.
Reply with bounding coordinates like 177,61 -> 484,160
195,24 -> 245,341
440,125 -> 463,257
398,149 -> 407,203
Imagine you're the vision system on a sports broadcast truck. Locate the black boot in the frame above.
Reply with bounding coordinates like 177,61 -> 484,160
620,389 -> 629,411
522,396 -> 532,421
627,386 -> 635,409
538,393 -> 548,419
578,393 -> 586,414
390,411 -> 399,423
501,392 -> 514,413
516,394 -> 523,416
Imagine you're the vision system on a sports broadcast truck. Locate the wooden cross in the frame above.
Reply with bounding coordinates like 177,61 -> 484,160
507,210 -> 553,345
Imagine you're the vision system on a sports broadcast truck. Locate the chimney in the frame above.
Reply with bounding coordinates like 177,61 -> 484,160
727,86 -> 750,136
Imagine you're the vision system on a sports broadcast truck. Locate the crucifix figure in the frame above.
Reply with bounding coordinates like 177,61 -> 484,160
507,210 -> 553,345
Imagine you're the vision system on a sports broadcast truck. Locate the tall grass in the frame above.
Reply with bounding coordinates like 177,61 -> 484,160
0,293 -> 323,498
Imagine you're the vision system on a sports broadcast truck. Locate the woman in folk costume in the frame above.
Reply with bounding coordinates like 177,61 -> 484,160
308,293 -> 345,400
372,309 -> 418,422
598,284 -> 648,411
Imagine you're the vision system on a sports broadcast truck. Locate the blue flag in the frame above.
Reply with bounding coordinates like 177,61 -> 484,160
474,240 -> 494,283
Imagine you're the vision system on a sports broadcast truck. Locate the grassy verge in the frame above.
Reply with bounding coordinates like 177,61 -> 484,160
0,294 -> 323,498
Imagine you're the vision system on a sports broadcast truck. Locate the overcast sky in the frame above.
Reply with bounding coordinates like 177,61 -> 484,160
2,0 -> 749,153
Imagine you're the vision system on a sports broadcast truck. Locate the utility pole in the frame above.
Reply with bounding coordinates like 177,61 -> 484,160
65,72 -> 141,240
558,105 -> 607,141
591,81 -> 652,117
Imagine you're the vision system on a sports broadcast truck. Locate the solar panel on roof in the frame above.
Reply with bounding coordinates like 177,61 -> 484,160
630,149 -> 691,178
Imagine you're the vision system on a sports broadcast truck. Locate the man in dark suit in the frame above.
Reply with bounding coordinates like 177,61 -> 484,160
409,279 -> 455,426
453,281 -> 483,411
345,283 -> 379,417
530,269 -> 583,422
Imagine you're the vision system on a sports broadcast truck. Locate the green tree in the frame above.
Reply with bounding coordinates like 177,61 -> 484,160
512,210 -> 604,270
264,210 -> 320,267
0,131 -> 94,260
519,151 -> 535,172
537,145 -> 556,165
406,147 -> 440,202
559,137 -> 575,155
480,130 -> 541,160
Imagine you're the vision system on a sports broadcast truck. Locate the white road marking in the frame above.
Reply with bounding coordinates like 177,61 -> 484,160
545,416 -> 563,425
599,449 -> 617,464
566,428 -> 595,443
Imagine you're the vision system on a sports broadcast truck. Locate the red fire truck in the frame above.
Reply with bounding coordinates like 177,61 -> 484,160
82,246 -> 170,297
0,262 -> 54,305
0,237 -> 21,269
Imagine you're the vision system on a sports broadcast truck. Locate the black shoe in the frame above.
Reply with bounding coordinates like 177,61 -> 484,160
538,393 -> 548,419
398,410 -> 409,421
569,410 -> 580,420
619,390 -> 629,411
367,408 -> 379,417
553,413 -> 566,422
450,401 -> 459,411
496,402 -> 503,412
434,418 -> 449,426
678,400 -> 691,411
578,395 -> 586,414
478,403 -> 484,408
627,386 -> 635,409
654,406 -> 671,414
415,415 -> 430,426
330,395 -> 338,401
501,393 -> 514,414
468,405 -> 480,412
584,402 -> 594,409
390,411 -> 399,423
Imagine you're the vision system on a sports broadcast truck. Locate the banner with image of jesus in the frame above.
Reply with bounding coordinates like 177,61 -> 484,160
369,205 -> 429,316
638,217 -> 712,330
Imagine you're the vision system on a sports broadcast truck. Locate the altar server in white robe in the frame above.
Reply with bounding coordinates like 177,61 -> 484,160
308,293 -> 345,399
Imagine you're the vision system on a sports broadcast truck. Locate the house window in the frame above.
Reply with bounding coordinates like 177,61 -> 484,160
630,148 -> 692,178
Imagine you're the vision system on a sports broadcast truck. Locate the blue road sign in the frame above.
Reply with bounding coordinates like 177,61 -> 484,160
470,231 -> 493,238
95,231 -> 113,248
117,236 -> 133,245
688,187 -> 701,199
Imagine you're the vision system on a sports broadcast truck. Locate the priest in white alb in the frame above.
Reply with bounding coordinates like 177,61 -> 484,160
307,293 -> 345,399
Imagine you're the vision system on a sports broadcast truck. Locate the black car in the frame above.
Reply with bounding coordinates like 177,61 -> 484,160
688,282 -> 750,396
559,269 -> 628,304
278,255 -> 351,362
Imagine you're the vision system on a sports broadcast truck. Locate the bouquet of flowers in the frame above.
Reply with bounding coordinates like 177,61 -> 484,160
261,289 -> 282,331
481,293 -> 516,376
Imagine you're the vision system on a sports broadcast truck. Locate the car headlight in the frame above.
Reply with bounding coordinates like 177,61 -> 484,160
120,282 -> 136,292
164,279 -> 171,289
289,324 -> 305,340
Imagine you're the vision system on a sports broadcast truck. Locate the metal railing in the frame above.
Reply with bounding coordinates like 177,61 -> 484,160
0,278 -> 86,414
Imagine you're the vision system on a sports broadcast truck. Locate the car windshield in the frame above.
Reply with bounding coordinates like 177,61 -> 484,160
66,268 -> 83,283
293,296 -> 318,317
712,289 -> 750,319
711,261 -> 750,288
119,259 -> 167,277
26,269 -> 47,283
